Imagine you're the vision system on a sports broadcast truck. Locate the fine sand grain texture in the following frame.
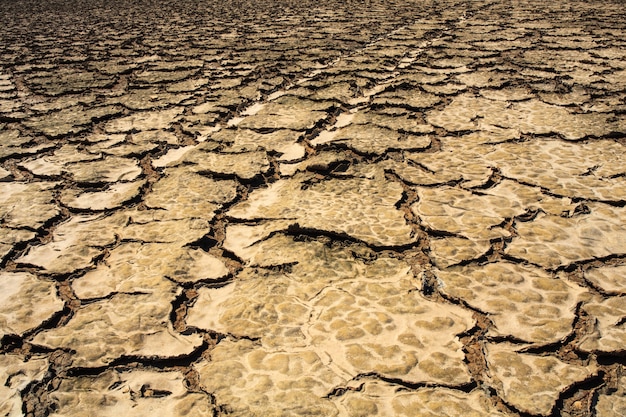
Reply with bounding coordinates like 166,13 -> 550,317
1,0 -> 625,415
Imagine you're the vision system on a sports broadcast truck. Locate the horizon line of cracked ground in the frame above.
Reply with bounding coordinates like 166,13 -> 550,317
1,0 -> 626,416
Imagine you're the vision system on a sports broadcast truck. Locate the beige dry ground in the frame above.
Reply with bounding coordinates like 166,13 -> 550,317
1,0 -> 625,415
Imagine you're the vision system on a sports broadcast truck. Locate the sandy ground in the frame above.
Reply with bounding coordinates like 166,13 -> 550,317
1,0 -> 625,415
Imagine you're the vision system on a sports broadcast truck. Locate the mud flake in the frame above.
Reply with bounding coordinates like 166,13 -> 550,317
145,167 -> 237,220
31,293 -> 203,368
483,99 -> 622,140
0,166 -> 10,180
313,123 -> 430,155
371,88 -> 441,109
60,180 -> 145,211
16,213 -> 122,274
421,83 -> 468,95
237,95 -> 332,130
487,139 -> 626,202
0,272 -> 64,338
187,272 -> 311,346
27,94 -> 97,113
595,374 -> 626,417
351,111 -> 434,135
112,88 -> 191,110
72,242 -> 227,299
426,94 -> 507,132
578,296 -> 626,354
48,369 -> 214,417
429,237 -> 490,268
0,228 -> 36,262
23,105 -> 122,137
19,144 -> 101,177
25,69 -> 115,96
134,69 -> 199,84
211,128 -> 305,161
0,130 -> 54,159
411,186 -> 515,240
166,77 -> 210,93
118,211 -> 210,245
408,141 -> 494,187
380,159 -> 461,186
104,107 -> 183,133
506,204 -> 626,269
481,179 -> 577,216
171,148 -> 270,180
222,221 -> 296,263
0,354 -> 49,417
190,237 -> 475,414
455,70 -> 509,88
485,343 -> 597,416
437,262 -> 589,343
584,265 -> 626,295
308,277 -> 474,384
227,173 -> 414,246
66,156 -> 142,184
333,380 -> 513,416
479,86 -> 534,101
308,81 -> 356,103
195,339 -> 343,417
0,181 -> 60,229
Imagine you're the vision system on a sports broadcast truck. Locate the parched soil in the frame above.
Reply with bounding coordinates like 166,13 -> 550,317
1,0 -> 625,416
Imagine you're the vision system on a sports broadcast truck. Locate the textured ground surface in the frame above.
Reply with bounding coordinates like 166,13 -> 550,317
1,0 -> 626,415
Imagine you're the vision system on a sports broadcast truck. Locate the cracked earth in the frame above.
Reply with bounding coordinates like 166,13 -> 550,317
1,0 -> 626,415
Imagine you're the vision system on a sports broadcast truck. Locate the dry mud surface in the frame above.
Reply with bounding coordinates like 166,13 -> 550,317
1,0 -> 626,415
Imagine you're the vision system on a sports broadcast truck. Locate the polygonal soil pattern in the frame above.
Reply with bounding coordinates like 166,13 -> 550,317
1,0 -> 624,416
